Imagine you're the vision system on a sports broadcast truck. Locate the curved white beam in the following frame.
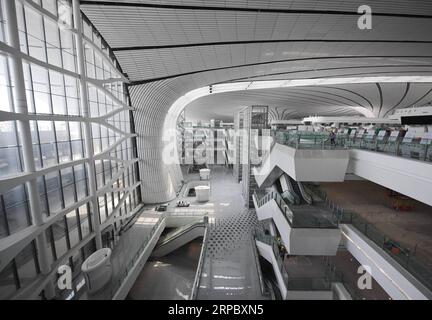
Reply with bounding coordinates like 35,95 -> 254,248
162,75 -> 432,164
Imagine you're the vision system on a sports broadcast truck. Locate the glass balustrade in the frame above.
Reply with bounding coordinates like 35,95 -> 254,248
310,186 -> 432,292
256,184 -> 432,292
321,258 -> 362,300
271,130 -> 432,163
254,191 -> 338,229
253,230 -> 332,292
274,131 -> 346,150
109,215 -> 166,298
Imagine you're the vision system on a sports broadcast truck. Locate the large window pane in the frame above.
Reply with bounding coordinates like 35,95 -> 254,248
3,185 -> 31,235
0,261 -> 18,299
61,167 -> 75,207
50,71 -> 66,114
15,241 -> 39,288
24,7 -> 46,61
78,204 -> 91,237
44,18 -> 62,67
46,171 -> 62,213
71,140 -> 83,160
37,121 -> 55,144
31,66 -> 51,114
66,210 -> 80,248
52,219 -> 68,259
57,141 -> 71,163
0,55 -> 12,112
0,127 -> 22,178
42,0 -> 57,15
60,29 -> 76,72
64,76 -> 79,115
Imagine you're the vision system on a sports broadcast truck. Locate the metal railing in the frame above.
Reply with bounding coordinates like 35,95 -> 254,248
109,214 -> 166,299
254,190 -> 338,229
190,217 -> 210,300
311,186 -> 432,292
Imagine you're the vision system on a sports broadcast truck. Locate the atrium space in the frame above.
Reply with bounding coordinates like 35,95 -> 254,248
0,0 -> 432,303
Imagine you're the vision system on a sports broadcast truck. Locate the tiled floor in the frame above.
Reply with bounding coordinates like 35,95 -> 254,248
122,165 -> 266,300
187,166 -> 268,300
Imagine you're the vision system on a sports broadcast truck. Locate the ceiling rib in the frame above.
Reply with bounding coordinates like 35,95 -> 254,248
80,1 -> 432,19
111,39 -> 432,51
129,56 -> 432,86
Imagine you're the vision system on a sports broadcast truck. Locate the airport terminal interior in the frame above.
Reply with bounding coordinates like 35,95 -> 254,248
1,0 -> 432,301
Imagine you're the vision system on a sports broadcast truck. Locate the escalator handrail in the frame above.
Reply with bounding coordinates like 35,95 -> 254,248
297,181 -> 313,205
254,190 -> 338,229
251,234 -> 270,297
287,176 -> 302,204
254,230 -> 333,292
190,224 -> 210,300
258,137 -> 276,169
254,190 -> 295,224
156,220 -> 207,247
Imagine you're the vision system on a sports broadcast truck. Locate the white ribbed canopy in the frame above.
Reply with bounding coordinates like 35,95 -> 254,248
81,0 -> 432,202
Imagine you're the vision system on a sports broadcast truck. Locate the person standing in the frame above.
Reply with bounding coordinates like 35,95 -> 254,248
329,130 -> 336,146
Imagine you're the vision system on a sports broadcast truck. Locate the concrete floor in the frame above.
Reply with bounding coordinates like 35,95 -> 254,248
127,239 -> 202,300
284,255 -> 327,279
320,180 -> 432,270
282,252 -> 390,300
327,250 -> 391,300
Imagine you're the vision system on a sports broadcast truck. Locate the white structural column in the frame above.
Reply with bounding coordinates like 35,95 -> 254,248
4,0 -> 55,299
72,0 -> 102,249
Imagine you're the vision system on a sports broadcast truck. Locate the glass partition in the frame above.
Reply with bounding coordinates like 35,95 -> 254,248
271,130 -> 432,163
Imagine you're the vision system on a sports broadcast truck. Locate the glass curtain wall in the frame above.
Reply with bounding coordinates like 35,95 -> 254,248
0,0 -> 141,300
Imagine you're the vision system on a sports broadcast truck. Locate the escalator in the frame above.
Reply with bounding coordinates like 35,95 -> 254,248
260,257 -> 283,300
151,218 -> 207,258
253,188 -> 341,255
289,177 -> 304,204
288,176 -> 313,205
278,174 -> 312,205
266,278 -> 282,300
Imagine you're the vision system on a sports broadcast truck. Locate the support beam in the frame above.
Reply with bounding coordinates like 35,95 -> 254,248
3,0 -> 55,299
72,0 -> 102,249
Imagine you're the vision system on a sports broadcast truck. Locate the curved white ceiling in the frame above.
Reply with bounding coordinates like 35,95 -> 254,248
184,81 -> 432,122
80,0 -> 432,202
82,0 -> 432,120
